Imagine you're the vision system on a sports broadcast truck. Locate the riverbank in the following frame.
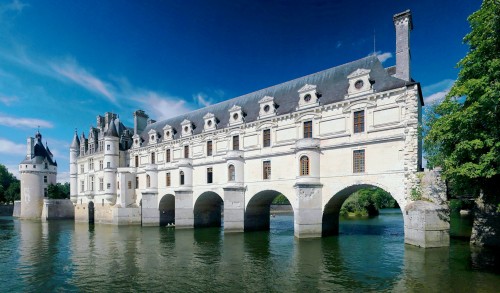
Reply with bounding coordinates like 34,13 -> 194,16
270,204 -> 293,214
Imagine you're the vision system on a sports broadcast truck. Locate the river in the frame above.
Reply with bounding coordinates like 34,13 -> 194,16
0,209 -> 499,292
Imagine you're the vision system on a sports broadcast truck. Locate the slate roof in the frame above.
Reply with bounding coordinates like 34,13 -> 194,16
139,56 -> 411,144
20,132 -> 57,166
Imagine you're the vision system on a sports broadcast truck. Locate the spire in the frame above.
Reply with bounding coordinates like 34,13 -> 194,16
35,128 -> 42,141
71,130 -> 80,149
105,117 -> 119,137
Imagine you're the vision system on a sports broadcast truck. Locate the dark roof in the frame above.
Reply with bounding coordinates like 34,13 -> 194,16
140,56 -> 410,143
21,134 -> 57,166
105,119 -> 119,137
70,131 -> 80,149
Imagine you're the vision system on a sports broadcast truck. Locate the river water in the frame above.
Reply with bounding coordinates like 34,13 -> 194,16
1,209 -> 499,292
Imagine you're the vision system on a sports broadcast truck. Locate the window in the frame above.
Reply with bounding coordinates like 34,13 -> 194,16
263,161 -> 271,180
353,110 -> 365,133
184,145 -> 189,158
263,129 -> 271,147
128,181 -> 132,189
303,121 -> 312,138
44,162 -> 48,169
135,156 -> 139,167
180,171 -> 185,185
228,165 -> 235,181
207,167 -> 213,184
80,180 -> 84,192
117,181 -> 120,190
80,165 -> 84,174
89,158 -> 94,170
151,152 -> 155,164
353,150 -> 365,173
99,160 -> 103,170
135,176 -> 139,189
233,135 -> 239,150
99,178 -> 104,191
107,162 -> 111,168
90,176 -> 94,191
43,175 -> 47,183
107,183 -> 111,190
166,172 -> 171,187
146,175 -> 151,188
44,188 -> 48,198
107,144 -> 110,151
166,149 -> 171,162
207,141 -> 213,156
300,156 -> 310,176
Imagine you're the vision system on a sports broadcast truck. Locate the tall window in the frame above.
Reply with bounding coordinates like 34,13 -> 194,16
228,165 -> 235,181
263,161 -> 271,180
207,141 -> 213,156
90,176 -> 94,191
80,180 -> 84,192
43,175 -> 47,183
303,121 -> 312,138
166,172 -> 171,187
128,181 -> 132,189
180,171 -> 185,185
166,149 -> 171,162
135,176 -> 139,189
146,175 -> 151,188
107,144 -> 110,151
353,110 -> 365,133
263,129 -> 271,147
80,165 -> 84,174
300,156 -> 310,176
353,150 -> 365,173
107,162 -> 111,168
135,155 -> 139,167
207,167 -> 213,184
99,160 -> 103,170
44,188 -> 48,198
99,178 -> 104,191
151,152 -> 155,164
233,135 -> 239,150
89,158 -> 94,170
44,162 -> 48,169
184,145 -> 189,158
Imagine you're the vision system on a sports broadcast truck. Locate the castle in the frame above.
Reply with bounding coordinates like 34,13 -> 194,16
69,11 -> 449,246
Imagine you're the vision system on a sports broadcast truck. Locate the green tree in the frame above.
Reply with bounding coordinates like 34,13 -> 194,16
424,0 -> 500,247
47,183 -> 70,199
5,181 -> 20,203
0,164 -> 19,204
340,187 -> 395,217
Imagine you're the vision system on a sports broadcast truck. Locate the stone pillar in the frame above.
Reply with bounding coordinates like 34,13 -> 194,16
294,183 -> 323,238
223,186 -> 245,233
141,165 -> 159,226
175,189 -> 194,229
404,201 -> 450,248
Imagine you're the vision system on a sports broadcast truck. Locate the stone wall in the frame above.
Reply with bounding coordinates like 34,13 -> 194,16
0,204 -> 14,216
12,201 -> 21,217
41,199 -> 75,220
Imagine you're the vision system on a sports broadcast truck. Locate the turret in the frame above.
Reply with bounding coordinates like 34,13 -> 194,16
103,118 -> 119,204
70,130 -> 80,204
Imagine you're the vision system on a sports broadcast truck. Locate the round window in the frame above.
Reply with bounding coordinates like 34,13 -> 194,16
207,120 -> 212,126
233,113 -> 239,120
304,94 -> 312,102
184,126 -> 189,132
263,105 -> 270,112
355,80 -> 364,89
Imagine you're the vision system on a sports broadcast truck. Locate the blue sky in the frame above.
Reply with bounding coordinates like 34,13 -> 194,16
0,0 -> 482,182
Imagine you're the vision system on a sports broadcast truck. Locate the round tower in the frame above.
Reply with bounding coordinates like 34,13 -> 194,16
69,130 -> 80,204
19,130 -> 57,219
103,118 -> 119,204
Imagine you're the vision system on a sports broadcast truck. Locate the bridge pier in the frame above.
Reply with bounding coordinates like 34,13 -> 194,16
141,191 -> 159,226
223,186 -> 245,233
175,189 -> 194,229
294,183 -> 323,238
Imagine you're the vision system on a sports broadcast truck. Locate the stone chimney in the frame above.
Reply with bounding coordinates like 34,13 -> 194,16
393,10 -> 413,81
26,137 -> 34,159
133,110 -> 149,135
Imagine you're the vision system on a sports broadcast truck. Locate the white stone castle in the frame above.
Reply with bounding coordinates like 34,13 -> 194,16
70,11 -> 449,246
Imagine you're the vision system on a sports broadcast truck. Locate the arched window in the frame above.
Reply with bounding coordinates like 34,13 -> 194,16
300,156 -> 309,176
180,171 -> 185,185
228,165 -> 235,182
146,175 -> 151,188
151,152 -> 155,164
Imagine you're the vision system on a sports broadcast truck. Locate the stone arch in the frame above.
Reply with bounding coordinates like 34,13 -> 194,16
194,191 -> 223,228
88,201 -> 95,224
159,194 -> 175,226
245,190 -> 294,232
322,183 -> 402,237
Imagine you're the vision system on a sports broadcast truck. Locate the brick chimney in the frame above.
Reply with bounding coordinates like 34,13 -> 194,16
393,10 -> 413,81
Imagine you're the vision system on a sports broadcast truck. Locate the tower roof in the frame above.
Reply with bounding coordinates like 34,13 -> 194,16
20,130 -> 57,166
70,130 -> 80,149
105,118 -> 119,137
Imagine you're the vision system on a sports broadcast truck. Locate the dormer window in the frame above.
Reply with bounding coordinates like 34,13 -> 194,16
203,113 -> 217,132
132,134 -> 141,148
346,68 -> 374,98
297,84 -> 320,110
148,129 -> 158,145
163,124 -> 174,141
258,96 -> 277,119
181,119 -> 193,137
229,105 -> 244,126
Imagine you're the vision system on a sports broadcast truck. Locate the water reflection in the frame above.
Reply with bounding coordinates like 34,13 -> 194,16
0,212 -> 499,292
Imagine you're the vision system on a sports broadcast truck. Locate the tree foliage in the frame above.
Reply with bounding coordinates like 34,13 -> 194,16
47,183 -> 70,199
0,164 -> 20,203
340,187 -> 396,217
424,0 -> 500,198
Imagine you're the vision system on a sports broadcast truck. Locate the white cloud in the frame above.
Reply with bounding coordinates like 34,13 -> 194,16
0,95 -> 18,106
131,91 -> 192,120
374,51 -> 392,63
50,58 -> 116,104
0,138 -> 26,156
423,79 -> 455,105
0,113 -> 54,128
194,92 -> 212,107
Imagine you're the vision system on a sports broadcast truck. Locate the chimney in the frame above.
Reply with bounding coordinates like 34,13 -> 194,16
393,10 -> 413,81
133,110 -> 149,135
26,137 -> 34,159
